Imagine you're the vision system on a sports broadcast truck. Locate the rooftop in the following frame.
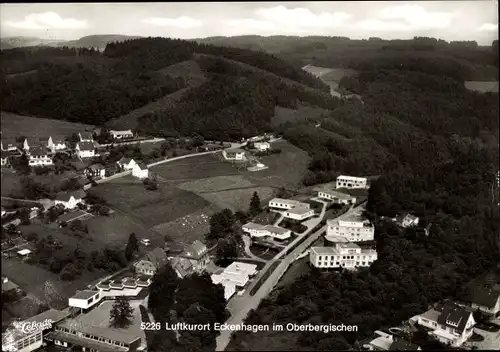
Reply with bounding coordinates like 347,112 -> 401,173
286,207 -> 313,215
472,285 -> 500,308
110,130 -> 133,135
263,225 -> 290,235
136,161 -> 148,170
17,249 -> 31,255
79,132 -> 93,140
243,222 -> 265,230
29,146 -> 49,156
226,148 -> 245,154
270,198 -> 300,205
70,290 -> 99,300
89,163 -> 105,170
57,300 -> 144,344
46,331 -> 127,352
4,309 -> 70,342
337,175 -> 367,180
319,189 -> 355,200
77,141 -> 95,151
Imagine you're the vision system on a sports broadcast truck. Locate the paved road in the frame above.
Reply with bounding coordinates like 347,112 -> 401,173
216,202 -> 361,351
241,235 -> 267,263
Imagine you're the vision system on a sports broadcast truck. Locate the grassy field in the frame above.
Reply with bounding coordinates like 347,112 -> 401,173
241,140 -> 311,189
271,105 -> 330,126
464,81 -> 499,93
1,111 -> 92,139
199,187 -> 275,212
92,175 -> 210,228
1,171 -> 22,197
151,154 -> 240,181
253,210 -> 281,225
177,175 -> 254,193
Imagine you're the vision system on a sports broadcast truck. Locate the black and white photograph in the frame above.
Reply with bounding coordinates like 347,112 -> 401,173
0,1 -> 498,351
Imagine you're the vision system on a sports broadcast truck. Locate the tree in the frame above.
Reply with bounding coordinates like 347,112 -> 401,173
109,297 -> 134,328
148,263 -> 179,323
125,233 -> 139,260
215,238 -> 238,263
248,191 -> 261,217
208,209 -> 235,241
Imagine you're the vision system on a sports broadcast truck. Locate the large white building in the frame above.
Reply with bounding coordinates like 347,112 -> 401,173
268,198 -> 309,210
310,243 -> 377,269
54,190 -> 86,210
211,262 -> 258,300
326,210 -> 375,242
222,149 -> 245,161
110,130 -> 134,140
28,146 -> 53,166
283,207 -> 315,221
253,142 -> 270,151
242,222 -> 292,240
132,161 -> 149,179
414,302 -> 475,347
317,189 -> 356,204
336,175 -> 368,189
68,290 -> 102,310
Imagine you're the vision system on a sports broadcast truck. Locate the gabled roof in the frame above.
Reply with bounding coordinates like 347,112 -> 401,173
171,257 -> 193,278
39,136 -> 51,143
389,338 -> 421,351
436,303 -> 473,333
472,285 -> 500,308
117,157 -> 132,165
141,247 -> 167,269
182,240 -> 207,259
29,146 -> 49,156
70,290 -> 99,300
88,163 -> 105,170
77,141 -> 94,151
79,131 -> 93,140
55,189 -> 86,202
136,161 -> 148,170
52,137 -> 66,145
1,138 -> 17,148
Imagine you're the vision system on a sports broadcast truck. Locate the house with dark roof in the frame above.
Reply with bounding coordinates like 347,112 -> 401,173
1,149 -> 21,167
78,131 -> 93,142
170,257 -> 194,278
415,302 -> 475,347
132,161 -> 148,179
54,190 -> 86,209
1,137 -> 18,151
178,240 -> 209,272
76,141 -> 95,159
28,146 -> 53,166
471,285 -> 500,317
133,247 -> 167,275
84,163 -> 106,179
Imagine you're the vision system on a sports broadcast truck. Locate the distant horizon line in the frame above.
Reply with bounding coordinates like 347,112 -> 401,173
1,33 -> 497,45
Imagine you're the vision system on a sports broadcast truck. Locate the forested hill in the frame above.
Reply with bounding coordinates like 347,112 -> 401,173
0,37 -> 333,140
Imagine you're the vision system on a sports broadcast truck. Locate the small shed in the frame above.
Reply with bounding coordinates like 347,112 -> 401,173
17,249 -> 32,257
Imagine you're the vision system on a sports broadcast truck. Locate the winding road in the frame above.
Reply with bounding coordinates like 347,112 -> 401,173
216,202 -> 362,351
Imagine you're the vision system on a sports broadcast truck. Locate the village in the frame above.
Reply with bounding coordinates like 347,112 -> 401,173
2,127 -> 499,352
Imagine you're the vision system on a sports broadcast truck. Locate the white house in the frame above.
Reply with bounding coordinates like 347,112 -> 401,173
269,198 -> 309,210
310,243 -> 377,269
253,142 -> 270,151
415,302 -> 475,347
49,137 -> 67,152
283,207 -> 315,221
75,142 -> 95,159
1,138 -> 18,151
211,262 -> 257,300
326,210 -> 375,242
132,161 -> 149,179
84,164 -> 106,179
242,222 -> 292,240
54,190 -> 86,209
222,149 -> 245,161
78,131 -> 93,142
109,130 -> 134,140
396,213 -> 420,228
471,285 -> 500,317
28,146 -> 53,166
336,175 -> 369,189
117,157 -> 137,171
68,290 -> 102,310
318,189 -> 356,204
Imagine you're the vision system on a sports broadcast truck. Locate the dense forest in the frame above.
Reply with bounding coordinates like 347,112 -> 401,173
0,37 -> 329,131
227,39 -> 499,350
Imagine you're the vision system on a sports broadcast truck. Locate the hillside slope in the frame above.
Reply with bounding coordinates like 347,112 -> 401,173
0,34 -> 142,50
1,37 -> 335,139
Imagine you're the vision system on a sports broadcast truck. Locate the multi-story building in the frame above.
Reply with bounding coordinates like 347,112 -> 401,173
414,302 -> 475,347
28,146 -> 53,166
326,210 -> 375,242
242,222 -> 292,240
133,247 -> 167,276
283,207 -> 315,221
177,240 -> 210,272
211,262 -> 258,300
336,175 -> 368,189
75,141 -> 95,159
268,198 -> 309,210
68,290 -> 102,311
309,242 -> 377,269
317,189 -> 356,204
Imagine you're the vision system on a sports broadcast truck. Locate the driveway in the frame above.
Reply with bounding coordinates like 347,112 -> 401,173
216,201 -> 362,351
242,235 -> 267,263
466,319 -> 500,350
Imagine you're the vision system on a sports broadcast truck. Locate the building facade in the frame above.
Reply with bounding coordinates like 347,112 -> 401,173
317,190 -> 356,204
326,218 -> 375,242
336,175 -> 368,189
253,142 -> 270,151
110,130 -> 134,140
242,222 -> 292,240
283,207 -> 315,221
132,162 -> 149,179
310,243 -> 377,269
76,142 -> 95,159
28,146 -> 53,166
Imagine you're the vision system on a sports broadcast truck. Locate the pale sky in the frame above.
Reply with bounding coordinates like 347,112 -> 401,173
0,2 -> 498,44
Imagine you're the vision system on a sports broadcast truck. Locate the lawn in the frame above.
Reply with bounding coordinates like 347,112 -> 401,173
151,204 -> 220,247
177,175 -> 254,193
1,171 -> 22,197
1,111 -> 92,139
464,81 -> 499,93
151,153 -> 240,181
271,105 -> 330,126
241,141 -> 311,190
199,187 -> 275,212
253,210 -> 281,225
92,175 -> 210,227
